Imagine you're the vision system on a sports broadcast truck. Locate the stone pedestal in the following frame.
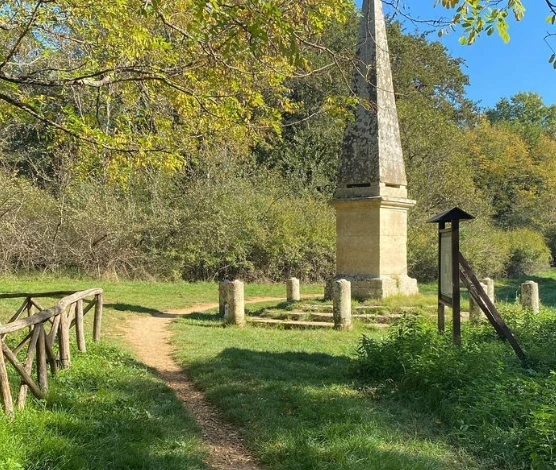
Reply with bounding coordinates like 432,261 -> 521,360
223,280 -> 245,326
333,279 -> 352,330
286,278 -> 300,302
331,196 -> 418,300
521,281 -> 540,314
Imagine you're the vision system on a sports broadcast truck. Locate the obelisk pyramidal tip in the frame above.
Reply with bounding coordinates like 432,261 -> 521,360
330,0 -> 418,300
335,0 -> 407,199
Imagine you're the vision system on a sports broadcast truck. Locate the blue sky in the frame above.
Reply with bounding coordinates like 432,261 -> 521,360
357,1 -> 556,109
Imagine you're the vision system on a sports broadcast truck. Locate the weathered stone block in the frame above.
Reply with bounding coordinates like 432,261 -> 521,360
286,277 -> 300,302
521,281 -> 540,314
224,280 -> 245,326
333,279 -> 352,331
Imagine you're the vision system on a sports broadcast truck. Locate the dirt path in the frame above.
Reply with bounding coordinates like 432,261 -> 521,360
124,296 -> 294,470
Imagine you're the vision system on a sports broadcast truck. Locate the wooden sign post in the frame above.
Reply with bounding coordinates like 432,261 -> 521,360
428,207 -> 474,345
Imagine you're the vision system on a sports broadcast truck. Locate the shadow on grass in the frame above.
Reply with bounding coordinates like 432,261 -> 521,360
188,348 -> 478,470
106,302 -> 222,323
8,344 -> 209,470
496,271 -> 556,307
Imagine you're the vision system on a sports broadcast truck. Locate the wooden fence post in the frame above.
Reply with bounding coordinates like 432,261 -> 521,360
0,337 -> 13,417
93,293 -> 103,342
59,309 -> 71,369
17,326 -> 41,409
76,299 -> 86,352
37,324 -> 48,392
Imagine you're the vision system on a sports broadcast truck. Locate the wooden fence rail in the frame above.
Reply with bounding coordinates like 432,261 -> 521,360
0,288 -> 103,416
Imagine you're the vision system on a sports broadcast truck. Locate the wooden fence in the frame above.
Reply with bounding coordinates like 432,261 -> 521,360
0,289 -> 103,416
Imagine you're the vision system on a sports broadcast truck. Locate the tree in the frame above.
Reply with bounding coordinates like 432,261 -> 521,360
486,92 -> 556,146
0,0 -> 352,179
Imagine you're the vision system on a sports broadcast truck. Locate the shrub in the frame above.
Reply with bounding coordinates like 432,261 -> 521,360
409,218 -> 512,282
357,311 -> 556,469
505,228 -> 551,277
409,219 -> 551,282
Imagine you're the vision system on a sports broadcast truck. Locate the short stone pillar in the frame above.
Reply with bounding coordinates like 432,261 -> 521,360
224,280 -> 245,326
481,277 -> 495,303
521,281 -> 540,314
286,277 -> 301,302
469,282 -> 487,325
219,281 -> 230,317
323,278 -> 334,301
333,279 -> 352,331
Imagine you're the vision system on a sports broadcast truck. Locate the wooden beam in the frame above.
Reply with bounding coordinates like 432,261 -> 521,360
7,298 -> 29,324
46,315 -> 61,350
459,253 -> 526,362
93,293 -> 103,342
44,335 -> 58,376
76,300 -> 86,352
37,325 -> 48,392
452,220 -> 461,345
0,337 -> 13,417
0,288 -> 103,336
58,310 -> 71,369
17,326 -> 41,409
13,330 -> 33,356
29,299 -> 46,312
2,343 -> 44,400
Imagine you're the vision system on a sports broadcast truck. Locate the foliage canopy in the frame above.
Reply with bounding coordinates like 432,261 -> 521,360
0,0 -> 352,178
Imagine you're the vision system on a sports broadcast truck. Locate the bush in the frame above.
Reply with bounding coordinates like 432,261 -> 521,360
505,228 -> 551,277
409,219 -> 512,282
0,164 -> 336,281
357,311 -> 556,469
149,162 -> 335,281
408,219 -> 551,282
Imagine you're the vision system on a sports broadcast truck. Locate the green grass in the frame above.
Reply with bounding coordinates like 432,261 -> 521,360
0,341 -> 209,470
171,310 -> 482,469
2,273 -> 553,469
0,276 -> 324,470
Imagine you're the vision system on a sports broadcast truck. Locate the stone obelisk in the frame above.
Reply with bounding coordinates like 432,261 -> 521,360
330,0 -> 418,299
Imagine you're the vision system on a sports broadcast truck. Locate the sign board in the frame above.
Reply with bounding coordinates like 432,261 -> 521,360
440,231 -> 453,304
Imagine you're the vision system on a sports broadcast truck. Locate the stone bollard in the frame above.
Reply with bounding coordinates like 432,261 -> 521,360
324,278 -> 334,301
521,281 -> 540,314
333,279 -> 352,331
469,282 -> 487,325
224,280 -> 246,326
481,277 -> 495,303
286,277 -> 301,302
219,281 -> 230,317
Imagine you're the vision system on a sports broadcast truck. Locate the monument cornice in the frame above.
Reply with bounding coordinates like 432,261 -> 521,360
329,196 -> 416,210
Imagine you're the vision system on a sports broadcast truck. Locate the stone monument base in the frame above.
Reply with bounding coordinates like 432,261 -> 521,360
342,275 -> 418,300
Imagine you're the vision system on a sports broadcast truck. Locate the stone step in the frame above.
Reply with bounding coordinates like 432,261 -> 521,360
248,318 -> 334,328
258,311 -> 403,324
247,317 -> 391,329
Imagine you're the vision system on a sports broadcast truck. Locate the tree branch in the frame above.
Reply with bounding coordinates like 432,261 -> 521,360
0,0 -> 45,70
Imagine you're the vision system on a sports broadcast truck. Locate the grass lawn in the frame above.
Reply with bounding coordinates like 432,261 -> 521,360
171,302 -> 482,470
0,275 -> 322,469
1,273 -> 554,469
